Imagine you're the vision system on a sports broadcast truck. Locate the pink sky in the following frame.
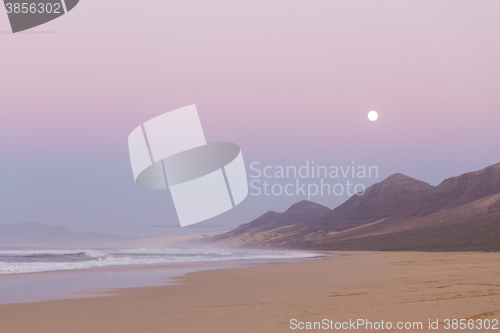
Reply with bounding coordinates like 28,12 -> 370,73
1,0 -> 499,235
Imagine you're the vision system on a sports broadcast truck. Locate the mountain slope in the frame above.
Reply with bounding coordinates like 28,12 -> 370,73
300,173 -> 433,233
418,162 -> 500,215
207,162 -> 500,251
305,192 -> 500,251
209,200 -> 330,244
294,163 -> 500,235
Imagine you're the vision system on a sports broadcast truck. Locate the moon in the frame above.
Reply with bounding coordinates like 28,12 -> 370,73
368,111 -> 378,121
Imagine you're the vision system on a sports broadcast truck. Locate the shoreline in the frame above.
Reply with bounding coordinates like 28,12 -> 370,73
0,253 -> 327,304
0,248 -> 322,276
1,251 -> 498,333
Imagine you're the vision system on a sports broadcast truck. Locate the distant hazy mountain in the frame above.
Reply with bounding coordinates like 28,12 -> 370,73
108,232 -> 222,249
205,162 -> 500,251
0,223 -> 137,248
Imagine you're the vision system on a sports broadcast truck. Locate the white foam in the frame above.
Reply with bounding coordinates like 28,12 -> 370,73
0,251 -> 317,274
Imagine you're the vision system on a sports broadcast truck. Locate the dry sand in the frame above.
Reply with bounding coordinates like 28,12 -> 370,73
1,251 -> 499,333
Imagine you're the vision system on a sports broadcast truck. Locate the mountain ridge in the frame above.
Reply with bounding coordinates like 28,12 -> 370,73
205,162 -> 500,251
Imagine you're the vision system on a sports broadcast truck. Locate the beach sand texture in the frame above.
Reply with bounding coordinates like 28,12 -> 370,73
0,251 -> 499,333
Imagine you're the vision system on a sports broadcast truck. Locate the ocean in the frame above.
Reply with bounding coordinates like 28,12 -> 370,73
0,248 -> 316,274
0,248 -> 319,303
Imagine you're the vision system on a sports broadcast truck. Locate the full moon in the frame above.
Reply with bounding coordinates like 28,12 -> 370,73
368,111 -> 378,121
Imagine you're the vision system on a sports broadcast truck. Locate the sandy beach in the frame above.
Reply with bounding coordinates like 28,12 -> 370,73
1,251 -> 499,333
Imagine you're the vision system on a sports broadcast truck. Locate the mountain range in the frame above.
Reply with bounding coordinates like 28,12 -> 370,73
2,163 -> 499,251
205,162 -> 500,251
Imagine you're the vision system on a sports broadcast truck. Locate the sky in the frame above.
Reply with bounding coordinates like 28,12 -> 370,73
1,0 -> 499,236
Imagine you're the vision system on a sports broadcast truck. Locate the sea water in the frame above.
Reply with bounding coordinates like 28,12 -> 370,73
0,248 -> 318,303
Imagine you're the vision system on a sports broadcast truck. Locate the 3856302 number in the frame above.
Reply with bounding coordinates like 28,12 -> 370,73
443,318 -> 499,330
5,2 -> 61,14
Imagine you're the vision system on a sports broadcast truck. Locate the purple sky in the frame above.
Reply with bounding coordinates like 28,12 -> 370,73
1,0 -> 499,236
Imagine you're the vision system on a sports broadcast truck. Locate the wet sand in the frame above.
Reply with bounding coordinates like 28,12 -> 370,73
0,251 -> 499,333
0,257 -> 316,304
